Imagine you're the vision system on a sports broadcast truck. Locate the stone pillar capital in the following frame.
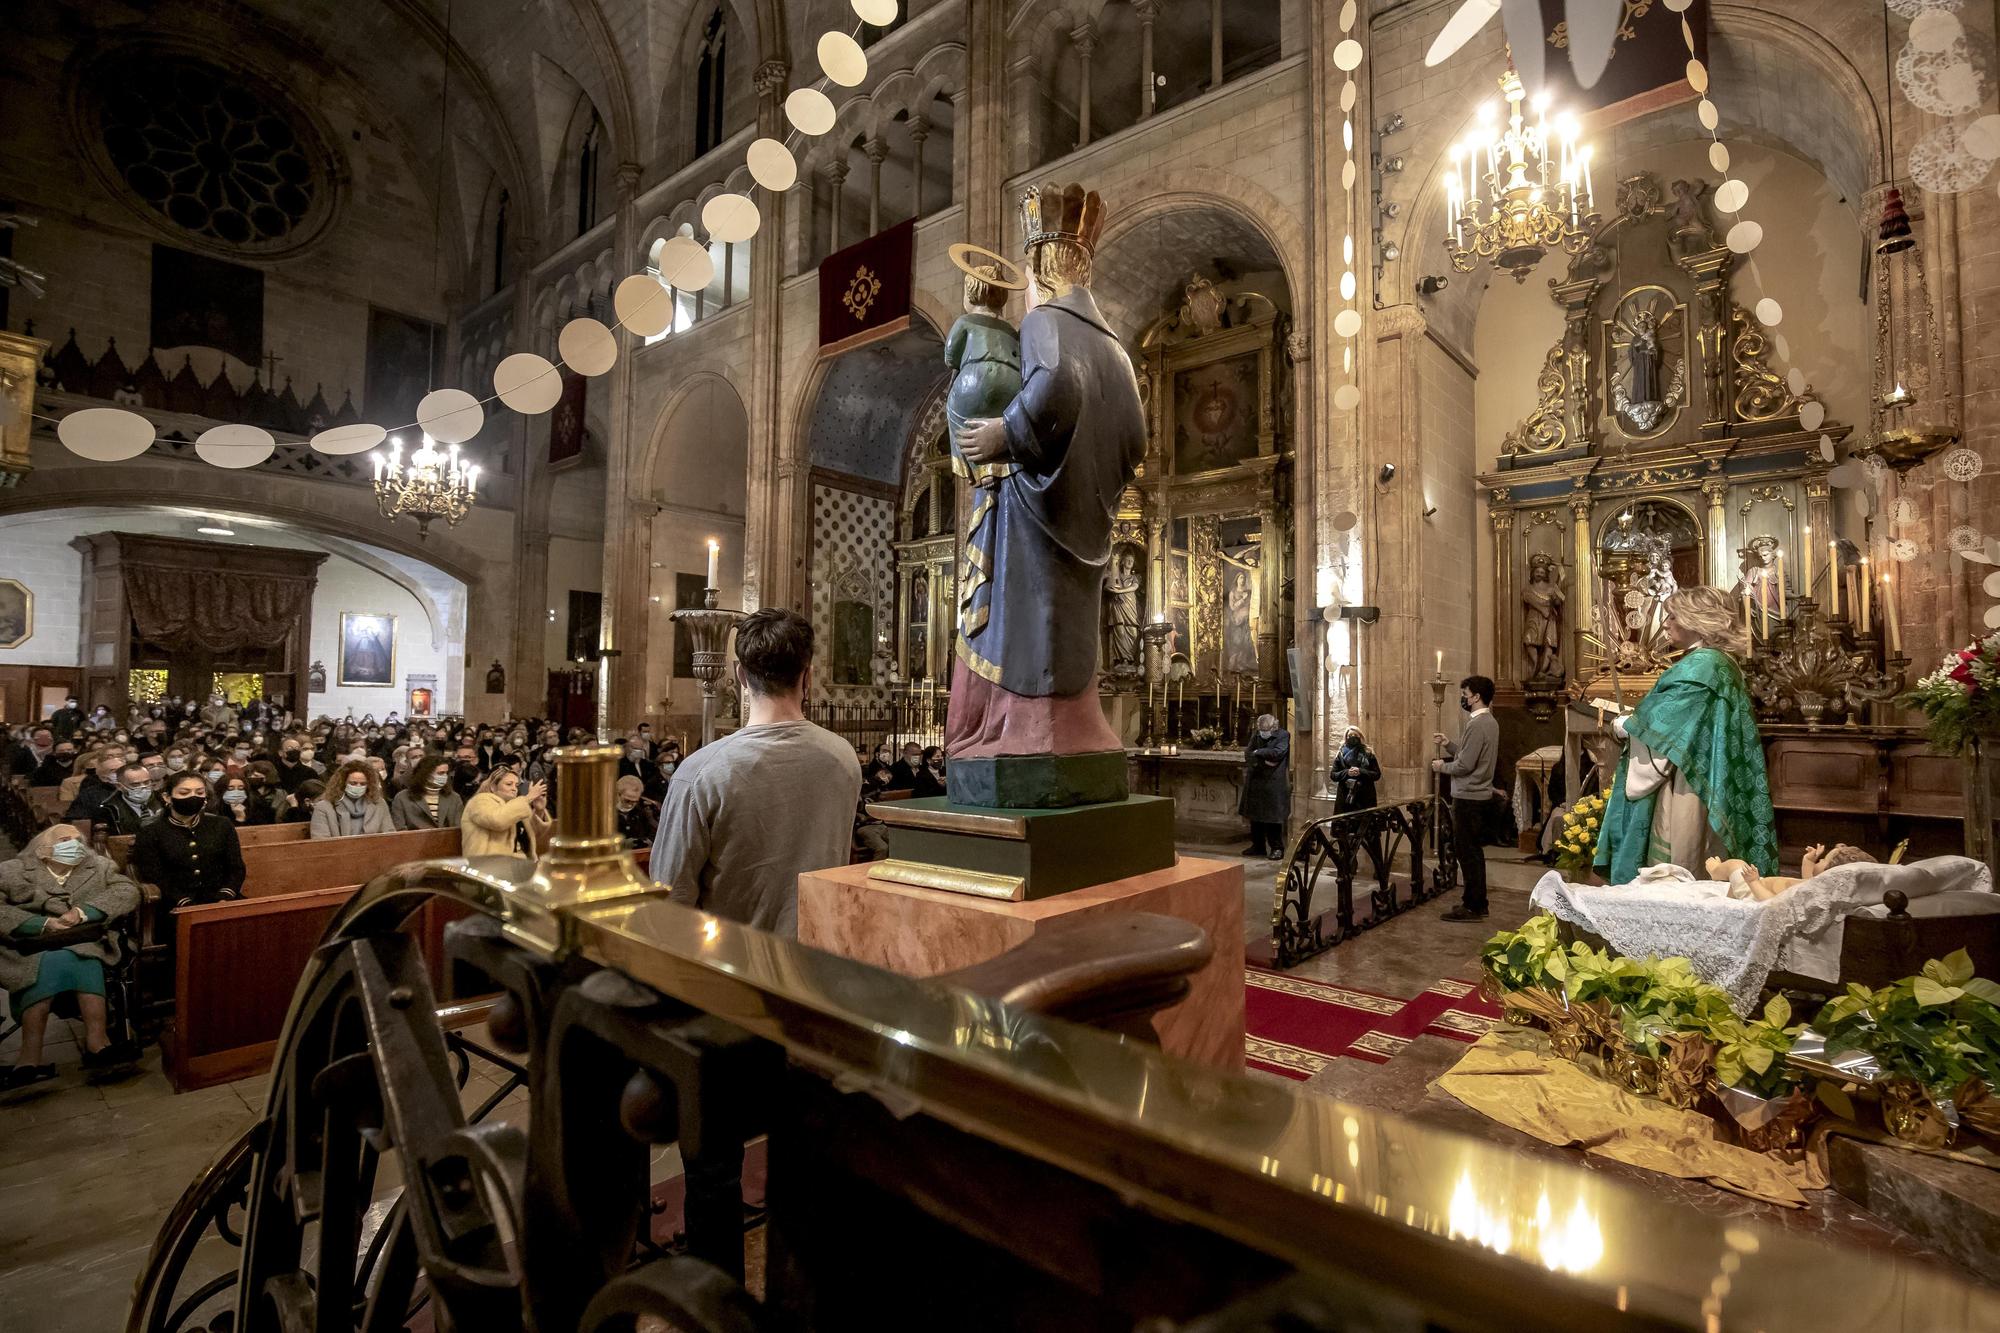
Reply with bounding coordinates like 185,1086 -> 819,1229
908,114 -> 931,143
613,161 -> 642,201
1071,20 -> 1097,54
1568,493 -> 1594,519
826,158 -> 850,186
865,137 -> 890,165
754,60 -> 790,97
1133,0 -> 1162,18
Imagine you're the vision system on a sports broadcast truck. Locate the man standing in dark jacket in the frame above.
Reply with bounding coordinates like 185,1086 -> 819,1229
1238,714 -> 1290,860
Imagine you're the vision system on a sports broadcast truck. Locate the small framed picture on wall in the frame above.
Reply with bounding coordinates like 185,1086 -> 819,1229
338,612 -> 396,687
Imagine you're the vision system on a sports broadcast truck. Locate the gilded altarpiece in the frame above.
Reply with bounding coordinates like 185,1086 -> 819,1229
1479,174 -> 1843,720
892,392 -> 957,685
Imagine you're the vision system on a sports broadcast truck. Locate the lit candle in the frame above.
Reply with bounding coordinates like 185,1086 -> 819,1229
1860,557 -> 1872,633
705,538 -> 720,590
1883,574 -> 1902,653
1801,527 -> 1813,603
1235,677 -> 1242,711
1743,589 -> 1754,644
1759,579 -> 1770,638
1435,648 -> 1444,675
1774,548 -> 1787,617
1828,541 -> 1840,617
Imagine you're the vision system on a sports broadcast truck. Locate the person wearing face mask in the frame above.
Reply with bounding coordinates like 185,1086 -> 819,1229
1431,675 -> 1499,922
888,742 -> 926,792
219,774 -> 274,825
1237,714 -> 1291,861
0,825 -> 142,1086
281,779 -> 325,824
392,756 -> 466,830
11,726 -> 65,785
49,696 -> 85,743
163,747 -> 190,776
97,762 -> 166,836
617,739 -> 652,787
275,742 -> 315,792
310,762 -> 395,838
914,746 -> 948,799
200,760 -> 229,803
613,774 -> 659,850
64,751 -> 129,828
863,744 -> 896,792
133,774 -> 246,913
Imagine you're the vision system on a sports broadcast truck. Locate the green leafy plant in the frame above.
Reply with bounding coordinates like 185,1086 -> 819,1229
1618,957 -> 1737,1057
1815,950 -> 2000,1098
1479,912 -> 1564,992
1900,634 -> 2000,756
1549,940 -> 1653,1011
1711,993 -> 1806,1098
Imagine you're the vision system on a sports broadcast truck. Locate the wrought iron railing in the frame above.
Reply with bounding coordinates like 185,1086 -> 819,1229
1269,797 -> 1456,968
127,746 -> 1995,1332
806,687 -> 948,755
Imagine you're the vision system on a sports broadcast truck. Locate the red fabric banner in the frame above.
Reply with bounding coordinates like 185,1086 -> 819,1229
818,218 -> 915,352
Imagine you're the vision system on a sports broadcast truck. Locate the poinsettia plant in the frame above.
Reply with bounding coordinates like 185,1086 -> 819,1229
1815,950 -> 2000,1097
1479,912 -> 1564,992
1901,633 -> 2000,755
1711,993 -> 1807,1098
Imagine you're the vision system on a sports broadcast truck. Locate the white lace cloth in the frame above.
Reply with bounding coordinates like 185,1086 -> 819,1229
1530,857 -> 1994,1014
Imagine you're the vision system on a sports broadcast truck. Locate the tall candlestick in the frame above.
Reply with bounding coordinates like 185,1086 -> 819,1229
1860,558 -> 1872,633
705,538 -> 720,590
1774,549 -> 1788,616
1743,589 -> 1754,644
1759,579 -> 1770,638
1827,542 -> 1840,617
1883,574 -> 1902,653
1800,527 -> 1812,603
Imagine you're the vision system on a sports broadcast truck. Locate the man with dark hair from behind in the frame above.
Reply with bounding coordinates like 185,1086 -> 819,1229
650,608 -> 861,935
1432,673 -> 1498,922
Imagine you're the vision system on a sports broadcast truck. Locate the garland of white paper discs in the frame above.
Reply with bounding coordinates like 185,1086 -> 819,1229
51,0 -> 897,485
1332,0 -> 1363,417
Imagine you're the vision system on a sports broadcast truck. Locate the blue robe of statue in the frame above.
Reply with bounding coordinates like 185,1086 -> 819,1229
956,287 -> 1146,699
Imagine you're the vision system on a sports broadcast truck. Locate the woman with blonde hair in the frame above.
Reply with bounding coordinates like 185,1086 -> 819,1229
460,767 -> 551,859
0,824 -> 141,1086
309,760 -> 394,838
1594,585 -> 1775,884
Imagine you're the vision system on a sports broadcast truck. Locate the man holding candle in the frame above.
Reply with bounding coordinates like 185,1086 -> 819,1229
1432,675 -> 1498,922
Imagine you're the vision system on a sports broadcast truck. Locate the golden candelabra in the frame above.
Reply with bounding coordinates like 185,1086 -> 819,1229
372,432 -> 479,538
1442,67 -> 1597,282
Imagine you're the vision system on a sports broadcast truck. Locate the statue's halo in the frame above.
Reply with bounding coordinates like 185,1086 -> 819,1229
948,242 -> 1029,291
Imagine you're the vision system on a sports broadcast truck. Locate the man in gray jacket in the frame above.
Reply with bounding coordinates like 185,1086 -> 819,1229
1432,674 -> 1498,922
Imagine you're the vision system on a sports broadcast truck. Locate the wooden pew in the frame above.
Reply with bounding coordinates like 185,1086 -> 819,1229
236,827 -> 462,898
166,843 -> 655,1091
25,785 -> 64,826
107,820 -> 310,870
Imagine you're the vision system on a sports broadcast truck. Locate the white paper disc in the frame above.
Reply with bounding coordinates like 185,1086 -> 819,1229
1334,39 -> 1364,71
1339,270 -> 1358,301
1334,308 -> 1363,338
57,407 -> 155,461
702,192 -> 761,243
1754,297 -> 1782,326
1715,178 -> 1749,213
558,318 -> 618,377
1786,367 -> 1807,396
1697,98 -> 1718,130
1341,79 -> 1357,112
1773,332 -> 1791,361
1332,509 -> 1359,532
818,31 -> 868,87
416,388 -> 483,443
1820,434 -> 1837,462
194,423 -> 276,469
1850,489 -> 1873,519
1341,159 -> 1357,190
1984,570 -> 2000,597
1911,9 -> 1963,52
493,353 -> 564,414
1334,383 -> 1362,412
1686,58 -> 1709,93
1799,400 -> 1826,432
785,88 -> 836,136
1708,142 -> 1730,173
614,273 -> 675,337
852,0 -> 898,23
311,423 -> 387,455
652,234 -> 716,291
1425,0 -> 1501,67
746,137 -> 798,191
1965,113 -> 2000,159
1726,219 -> 1763,252
1339,0 -> 1358,31
1985,604 -> 2000,630
1665,0 -> 1692,10
1826,462 -> 1863,489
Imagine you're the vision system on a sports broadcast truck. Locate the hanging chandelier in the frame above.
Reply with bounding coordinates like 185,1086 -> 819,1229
1442,66 -> 1596,282
373,433 -> 478,538
1865,187 -> 1960,473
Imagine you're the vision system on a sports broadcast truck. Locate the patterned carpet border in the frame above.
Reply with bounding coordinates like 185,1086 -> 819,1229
1243,967 -> 1501,1081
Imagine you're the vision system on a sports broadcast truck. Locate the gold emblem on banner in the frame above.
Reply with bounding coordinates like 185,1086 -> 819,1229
844,265 -> 883,320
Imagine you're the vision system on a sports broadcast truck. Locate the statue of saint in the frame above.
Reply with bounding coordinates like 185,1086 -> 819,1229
949,183 -> 1145,796
1104,547 -> 1142,675
1627,306 -> 1661,406
1521,553 -> 1565,679
943,258 -> 1022,489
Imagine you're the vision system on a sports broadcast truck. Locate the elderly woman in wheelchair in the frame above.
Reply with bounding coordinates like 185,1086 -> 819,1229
0,824 -> 141,1089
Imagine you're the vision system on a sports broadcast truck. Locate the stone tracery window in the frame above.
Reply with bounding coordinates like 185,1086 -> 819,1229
695,8 -> 729,158
90,51 -> 332,254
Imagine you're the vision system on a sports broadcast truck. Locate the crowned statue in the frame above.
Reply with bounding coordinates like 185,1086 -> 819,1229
948,183 -> 1147,807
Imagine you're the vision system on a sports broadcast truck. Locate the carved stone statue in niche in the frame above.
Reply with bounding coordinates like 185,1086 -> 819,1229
1610,289 -> 1685,435
1522,553 -> 1566,680
1103,545 -> 1143,676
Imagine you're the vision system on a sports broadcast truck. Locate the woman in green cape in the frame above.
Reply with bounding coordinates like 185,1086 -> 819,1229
1594,585 -> 1778,885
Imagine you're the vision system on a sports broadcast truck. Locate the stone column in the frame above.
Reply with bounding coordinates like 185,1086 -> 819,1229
1365,305 -> 1437,788
826,158 -> 850,253
507,238 -> 550,722
863,137 -> 887,235
745,58 -> 797,615
909,115 -> 930,218
1210,0 -> 1224,91
1568,493 -> 1595,656
599,161 -> 648,732
1490,509 -> 1517,687
1805,469 -> 1833,600
1135,0 -> 1161,120
1702,476 -> 1731,589
1071,21 -> 1097,148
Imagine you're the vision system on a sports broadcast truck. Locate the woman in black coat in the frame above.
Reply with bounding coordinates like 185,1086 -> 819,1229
1237,714 -> 1290,860
1331,728 -> 1382,813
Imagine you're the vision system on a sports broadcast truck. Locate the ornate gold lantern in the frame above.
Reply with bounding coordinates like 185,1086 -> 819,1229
1866,187 -> 1959,472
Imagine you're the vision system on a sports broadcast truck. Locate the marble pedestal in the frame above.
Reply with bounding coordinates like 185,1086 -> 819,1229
798,856 -> 1246,1069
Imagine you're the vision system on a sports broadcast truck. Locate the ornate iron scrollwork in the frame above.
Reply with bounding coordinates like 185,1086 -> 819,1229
1269,798 -> 1455,968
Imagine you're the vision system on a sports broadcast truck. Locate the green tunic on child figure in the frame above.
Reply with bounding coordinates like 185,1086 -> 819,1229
944,310 -> 1021,488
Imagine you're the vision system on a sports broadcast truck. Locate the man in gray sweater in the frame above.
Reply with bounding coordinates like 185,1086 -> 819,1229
651,608 -> 861,936
1431,674 -> 1498,922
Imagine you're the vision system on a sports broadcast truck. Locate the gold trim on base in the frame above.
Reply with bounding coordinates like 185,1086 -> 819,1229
866,858 -> 1026,901
865,804 -> 1030,839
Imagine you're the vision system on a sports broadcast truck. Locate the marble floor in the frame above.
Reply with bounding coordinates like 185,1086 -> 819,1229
1,838 -> 1971,1326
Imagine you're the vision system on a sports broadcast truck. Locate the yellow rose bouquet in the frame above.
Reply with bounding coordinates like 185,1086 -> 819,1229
1552,790 -> 1607,877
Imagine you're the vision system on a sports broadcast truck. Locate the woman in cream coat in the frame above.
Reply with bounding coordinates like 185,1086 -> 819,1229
0,825 -> 141,1086
460,768 -> 551,859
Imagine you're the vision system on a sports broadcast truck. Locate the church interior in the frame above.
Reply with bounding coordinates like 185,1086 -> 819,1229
4,0 -> 2000,1327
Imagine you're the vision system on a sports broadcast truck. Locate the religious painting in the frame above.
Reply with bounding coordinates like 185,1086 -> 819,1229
566,591 -> 603,662
549,368 -> 587,467
1171,351 -> 1260,475
151,245 -> 264,367
832,600 -> 875,686
337,613 -> 396,687
0,579 -> 30,649
1604,286 -> 1687,440
1168,552 -> 1190,608
672,573 -> 707,678
364,306 -> 442,435
1220,556 -> 1259,675
905,568 -> 931,680
307,660 -> 327,693
408,687 -> 434,717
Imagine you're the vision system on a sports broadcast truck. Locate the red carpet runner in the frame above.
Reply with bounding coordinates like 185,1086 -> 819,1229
1244,969 -> 1501,1081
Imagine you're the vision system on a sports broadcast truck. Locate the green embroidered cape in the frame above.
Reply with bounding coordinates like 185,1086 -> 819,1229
1593,646 -> 1777,885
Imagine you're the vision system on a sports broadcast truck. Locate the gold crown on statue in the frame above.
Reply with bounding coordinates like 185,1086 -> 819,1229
1020,183 -> 1105,255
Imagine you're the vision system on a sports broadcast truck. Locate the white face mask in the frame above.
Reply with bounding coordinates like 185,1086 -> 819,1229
51,838 -> 86,865
205,769 -> 225,783
345,783 -> 369,801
